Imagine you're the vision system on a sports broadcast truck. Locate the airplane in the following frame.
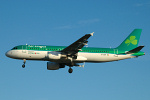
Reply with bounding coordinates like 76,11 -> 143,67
5,29 -> 145,73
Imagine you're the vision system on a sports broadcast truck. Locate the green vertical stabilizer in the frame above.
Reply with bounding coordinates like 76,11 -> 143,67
116,29 -> 142,51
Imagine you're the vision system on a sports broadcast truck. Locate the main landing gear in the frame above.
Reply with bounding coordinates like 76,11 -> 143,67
22,59 -> 26,68
68,67 -> 73,73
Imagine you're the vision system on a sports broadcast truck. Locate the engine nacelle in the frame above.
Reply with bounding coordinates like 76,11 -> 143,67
47,62 -> 59,70
47,62 -> 65,70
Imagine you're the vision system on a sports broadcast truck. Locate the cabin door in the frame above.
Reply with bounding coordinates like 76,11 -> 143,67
22,45 -> 26,53
114,49 -> 118,57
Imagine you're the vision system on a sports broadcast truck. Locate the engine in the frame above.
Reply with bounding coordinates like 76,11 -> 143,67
47,62 -> 65,70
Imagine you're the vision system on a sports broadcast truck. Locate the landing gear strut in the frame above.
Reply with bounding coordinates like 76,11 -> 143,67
22,59 -> 26,68
68,67 -> 73,73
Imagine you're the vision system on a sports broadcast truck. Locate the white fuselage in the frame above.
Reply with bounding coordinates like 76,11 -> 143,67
6,49 -> 136,63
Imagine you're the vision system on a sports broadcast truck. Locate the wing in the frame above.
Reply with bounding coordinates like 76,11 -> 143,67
61,32 -> 94,56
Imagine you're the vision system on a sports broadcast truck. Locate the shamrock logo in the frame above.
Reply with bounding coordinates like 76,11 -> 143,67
125,36 -> 137,46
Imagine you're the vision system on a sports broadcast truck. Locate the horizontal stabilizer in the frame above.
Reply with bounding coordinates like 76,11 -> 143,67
126,46 -> 144,54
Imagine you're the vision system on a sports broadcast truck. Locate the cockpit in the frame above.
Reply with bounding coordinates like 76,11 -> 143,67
11,45 -> 23,50
11,47 -> 18,50
6,46 -> 22,58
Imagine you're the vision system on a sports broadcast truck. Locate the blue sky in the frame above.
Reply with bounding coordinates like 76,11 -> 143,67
0,0 -> 150,100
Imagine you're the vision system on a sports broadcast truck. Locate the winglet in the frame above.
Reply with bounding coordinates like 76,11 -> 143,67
90,32 -> 94,36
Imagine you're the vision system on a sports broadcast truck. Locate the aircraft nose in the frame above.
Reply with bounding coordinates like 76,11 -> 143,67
5,51 -> 11,57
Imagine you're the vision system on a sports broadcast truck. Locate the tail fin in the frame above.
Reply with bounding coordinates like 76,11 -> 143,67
116,29 -> 142,51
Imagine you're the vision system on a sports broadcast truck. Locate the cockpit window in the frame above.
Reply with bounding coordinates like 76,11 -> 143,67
12,47 -> 18,50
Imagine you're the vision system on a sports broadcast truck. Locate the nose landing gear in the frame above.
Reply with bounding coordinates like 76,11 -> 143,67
68,67 -> 73,73
22,59 -> 26,68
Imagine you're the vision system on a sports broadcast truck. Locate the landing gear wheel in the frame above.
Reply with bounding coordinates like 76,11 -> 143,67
22,59 -> 26,68
22,64 -> 25,68
68,68 -> 73,73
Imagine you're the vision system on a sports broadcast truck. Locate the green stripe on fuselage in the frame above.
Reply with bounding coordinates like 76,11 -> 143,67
12,45 -> 145,56
11,45 -> 117,54
11,45 -> 145,56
